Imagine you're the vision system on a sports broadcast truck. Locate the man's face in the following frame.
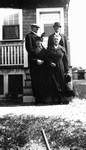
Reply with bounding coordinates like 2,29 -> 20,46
32,26 -> 39,33
53,26 -> 61,33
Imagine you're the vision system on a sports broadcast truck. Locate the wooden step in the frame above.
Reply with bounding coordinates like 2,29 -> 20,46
23,95 -> 35,103
26,74 -> 31,80
25,68 -> 30,74
25,80 -> 31,87
23,87 -> 33,95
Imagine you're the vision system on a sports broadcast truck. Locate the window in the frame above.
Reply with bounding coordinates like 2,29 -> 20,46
3,25 -> 19,39
3,13 -> 19,25
0,9 -> 22,40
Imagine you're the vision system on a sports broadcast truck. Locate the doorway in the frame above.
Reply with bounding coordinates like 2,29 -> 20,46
36,8 -> 64,47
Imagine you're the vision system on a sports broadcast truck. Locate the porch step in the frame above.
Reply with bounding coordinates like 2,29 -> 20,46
23,95 -> 35,103
23,86 -> 33,95
26,74 -> 31,80
23,86 -> 34,103
25,68 -> 30,74
25,80 -> 31,87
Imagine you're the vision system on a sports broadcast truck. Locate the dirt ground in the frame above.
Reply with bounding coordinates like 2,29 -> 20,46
0,97 -> 86,122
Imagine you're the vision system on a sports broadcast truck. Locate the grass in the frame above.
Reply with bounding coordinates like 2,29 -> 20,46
0,114 -> 86,149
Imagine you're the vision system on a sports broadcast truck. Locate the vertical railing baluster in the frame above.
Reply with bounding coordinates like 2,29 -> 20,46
20,45 -> 23,64
8,46 -> 10,64
2,46 -> 4,65
14,46 -> 16,64
11,46 -> 13,64
17,46 -> 19,64
5,46 -> 7,64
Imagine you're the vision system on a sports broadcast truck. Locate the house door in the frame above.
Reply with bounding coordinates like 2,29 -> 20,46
36,8 -> 64,48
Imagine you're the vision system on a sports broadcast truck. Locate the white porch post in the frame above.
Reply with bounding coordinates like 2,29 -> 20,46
23,39 -> 28,68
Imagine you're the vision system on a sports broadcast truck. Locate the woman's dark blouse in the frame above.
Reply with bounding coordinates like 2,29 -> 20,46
47,45 -> 69,74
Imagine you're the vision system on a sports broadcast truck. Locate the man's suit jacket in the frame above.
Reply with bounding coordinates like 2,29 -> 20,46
25,31 -> 38,64
48,33 -> 68,55
25,31 -> 38,54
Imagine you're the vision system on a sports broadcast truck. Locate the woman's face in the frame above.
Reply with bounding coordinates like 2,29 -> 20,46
53,36 -> 59,45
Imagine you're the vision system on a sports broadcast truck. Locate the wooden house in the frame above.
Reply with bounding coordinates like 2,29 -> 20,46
0,0 -> 70,104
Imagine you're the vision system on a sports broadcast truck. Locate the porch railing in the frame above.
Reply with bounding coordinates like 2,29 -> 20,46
0,44 -> 24,66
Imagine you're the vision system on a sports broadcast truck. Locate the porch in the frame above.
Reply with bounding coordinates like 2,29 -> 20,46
0,42 -> 34,104
0,41 -> 28,67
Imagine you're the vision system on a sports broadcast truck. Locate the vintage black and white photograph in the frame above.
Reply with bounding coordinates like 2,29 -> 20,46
0,0 -> 86,149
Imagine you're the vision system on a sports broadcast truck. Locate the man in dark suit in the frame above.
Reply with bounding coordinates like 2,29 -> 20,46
25,24 -> 40,61
48,22 -> 69,56
25,24 -> 40,104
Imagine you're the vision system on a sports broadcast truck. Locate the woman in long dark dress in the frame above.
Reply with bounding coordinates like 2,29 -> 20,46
46,35 -> 75,104
30,36 -> 52,104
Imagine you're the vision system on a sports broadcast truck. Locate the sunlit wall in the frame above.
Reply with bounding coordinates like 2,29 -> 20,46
68,0 -> 86,69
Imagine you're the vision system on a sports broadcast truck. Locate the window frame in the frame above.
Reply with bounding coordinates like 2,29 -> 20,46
0,8 -> 22,41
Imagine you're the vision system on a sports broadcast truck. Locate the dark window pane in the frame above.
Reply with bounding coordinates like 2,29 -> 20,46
3,25 -> 19,40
